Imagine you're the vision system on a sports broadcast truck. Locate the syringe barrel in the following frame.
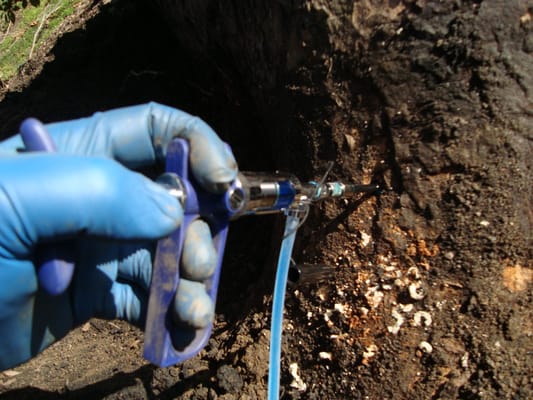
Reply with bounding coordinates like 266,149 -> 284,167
231,172 -> 302,217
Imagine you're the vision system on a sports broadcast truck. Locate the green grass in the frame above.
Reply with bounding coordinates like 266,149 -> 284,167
0,0 -> 79,82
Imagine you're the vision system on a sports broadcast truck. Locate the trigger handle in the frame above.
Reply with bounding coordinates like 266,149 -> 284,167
143,139 -> 233,366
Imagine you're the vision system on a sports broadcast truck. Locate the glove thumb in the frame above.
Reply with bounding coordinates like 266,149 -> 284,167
0,154 -> 182,257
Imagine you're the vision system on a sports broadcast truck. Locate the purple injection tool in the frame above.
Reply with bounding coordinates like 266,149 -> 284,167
19,116 -> 380,368
143,138 -> 244,366
18,117 -> 244,363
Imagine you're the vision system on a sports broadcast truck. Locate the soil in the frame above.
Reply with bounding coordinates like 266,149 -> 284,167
0,0 -> 531,399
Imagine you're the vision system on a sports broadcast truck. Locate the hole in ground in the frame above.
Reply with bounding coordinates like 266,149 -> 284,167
0,0 -> 290,320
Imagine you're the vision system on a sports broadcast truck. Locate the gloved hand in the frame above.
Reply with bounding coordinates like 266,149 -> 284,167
0,102 -> 237,370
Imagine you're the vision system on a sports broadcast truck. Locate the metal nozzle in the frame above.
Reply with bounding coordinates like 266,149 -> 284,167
343,183 -> 381,195
307,181 -> 381,202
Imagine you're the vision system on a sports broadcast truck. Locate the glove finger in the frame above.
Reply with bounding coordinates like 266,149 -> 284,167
181,220 -> 217,281
0,106 -> 156,165
108,102 -> 238,192
0,154 -> 181,257
0,259 -> 72,369
71,264 -> 149,328
106,281 -> 148,326
77,239 -> 154,292
93,102 -> 238,191
116,244 -> 154,292
166,115 -> 237,193
0,103 -> 238,193
173,279 -> 214,329
73,239 -> 152,326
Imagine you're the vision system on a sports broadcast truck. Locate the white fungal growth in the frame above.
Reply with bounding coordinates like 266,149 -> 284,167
324,303 -> 348,325
334,303 -> 346,314
399,303 -> 414,313
412,311 -> 432,327
407,266 -> 421,280
362,344 -> 378,360
394,278 -> 405,288
409,282 -> 426,300
361,231 -> 371,247
461,352 -> 469,369
289,363 -> 307,392
383,265 -> 400,274
387,308 -> 405,334
377,254 -> 392,264
418,341 -> 433,354
365,285 -> 384,308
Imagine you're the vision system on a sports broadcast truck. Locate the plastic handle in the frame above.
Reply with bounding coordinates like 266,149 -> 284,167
143,139 -> 239,367
20,118 -> 75,296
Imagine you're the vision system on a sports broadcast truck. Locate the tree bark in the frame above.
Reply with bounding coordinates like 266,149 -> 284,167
155,1 -> 532,398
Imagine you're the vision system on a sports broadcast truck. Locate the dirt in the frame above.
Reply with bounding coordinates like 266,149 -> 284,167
0,0 -> 531,399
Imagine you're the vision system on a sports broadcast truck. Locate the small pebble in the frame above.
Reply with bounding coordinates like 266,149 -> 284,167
216,365 -> 243,393
444,251 -> 455,260
3,370 -> 21,378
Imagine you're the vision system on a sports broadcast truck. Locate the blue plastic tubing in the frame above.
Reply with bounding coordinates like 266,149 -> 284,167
268,213 -> 301,400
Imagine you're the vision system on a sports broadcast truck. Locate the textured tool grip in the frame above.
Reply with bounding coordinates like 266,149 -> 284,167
143,139 -> 235,367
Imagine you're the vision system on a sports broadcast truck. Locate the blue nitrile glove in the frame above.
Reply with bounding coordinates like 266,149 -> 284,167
0,102 -> 238,370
